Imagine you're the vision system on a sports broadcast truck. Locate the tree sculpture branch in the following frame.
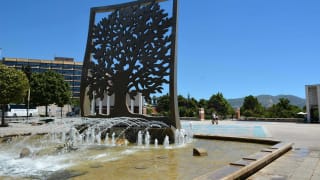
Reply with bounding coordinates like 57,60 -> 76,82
87,2 -> 172,116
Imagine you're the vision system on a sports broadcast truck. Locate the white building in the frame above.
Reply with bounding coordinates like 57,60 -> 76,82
90,92 -> 145,116
305,84 -> 320,123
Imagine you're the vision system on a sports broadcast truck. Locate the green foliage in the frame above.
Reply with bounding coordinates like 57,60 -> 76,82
146,104 -> 153,115
156,94 -> 200,117
266,98 -> 302,118
178,95 -> 198,117
0,64 -> 29,104
241,95 -> 264,117
70,98 -> 80,107
156,94 -> 170,116
198,98 -> 211,119
30,71 -> 71,116
207,92 -> 232,119
0,64 -> 29,126
198,99 -> 208,109
156,93 -> 302,119
22,65 -> 32,80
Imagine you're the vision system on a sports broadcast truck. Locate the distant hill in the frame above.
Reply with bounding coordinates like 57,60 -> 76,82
228,95 -> 306,108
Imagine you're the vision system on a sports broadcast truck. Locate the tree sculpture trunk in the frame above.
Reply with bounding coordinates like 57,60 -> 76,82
111,89 -> 132,117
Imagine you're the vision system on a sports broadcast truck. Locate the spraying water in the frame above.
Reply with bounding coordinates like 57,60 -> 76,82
0,117 -> 193,179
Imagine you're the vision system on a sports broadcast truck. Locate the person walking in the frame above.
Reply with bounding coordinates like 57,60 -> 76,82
212,113 -> 216,125
212,112 -> 219,125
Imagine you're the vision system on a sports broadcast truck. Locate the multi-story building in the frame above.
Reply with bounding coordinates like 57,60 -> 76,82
1,57 -> 82,99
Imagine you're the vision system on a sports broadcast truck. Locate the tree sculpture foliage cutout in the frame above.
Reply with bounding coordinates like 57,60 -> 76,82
86,2 -> 172,116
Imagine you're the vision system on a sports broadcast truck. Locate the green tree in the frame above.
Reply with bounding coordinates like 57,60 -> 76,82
56,85 -> 72,118
198,99 -> 208,109
266,98 -> 302,118
30,71 -> 71,117
178,95 -> 198,117
156,94 -> 170,116
241,95 -> 264,117
22,65 -> 32,80
208,92 -> 232,119
70,98 -> 80,114
0,64 -> 29,126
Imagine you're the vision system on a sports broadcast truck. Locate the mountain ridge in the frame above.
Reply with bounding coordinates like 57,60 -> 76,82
228,94 -> 306,108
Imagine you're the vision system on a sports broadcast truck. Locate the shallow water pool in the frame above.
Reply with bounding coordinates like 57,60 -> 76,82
0,135 -> 269,179
182,121 -> 268,138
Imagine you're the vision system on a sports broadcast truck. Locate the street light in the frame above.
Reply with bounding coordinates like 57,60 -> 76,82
27,88 -> 30,122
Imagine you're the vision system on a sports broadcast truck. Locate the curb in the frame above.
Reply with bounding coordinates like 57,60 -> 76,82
193,134 -> 293,180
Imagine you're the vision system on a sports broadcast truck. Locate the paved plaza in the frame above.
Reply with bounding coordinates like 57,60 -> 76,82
189,120 -> 320,179
234,120 -> 320,180
184,120 -> 320,179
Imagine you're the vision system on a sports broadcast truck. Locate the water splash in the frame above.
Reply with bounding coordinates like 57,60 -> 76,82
163,135 -> 170,148
0,117 -> 193,178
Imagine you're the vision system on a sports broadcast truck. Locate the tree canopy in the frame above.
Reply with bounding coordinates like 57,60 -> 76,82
178,95 -> 198,117
0,64 -> 29,126
30,70 -> 71,116
156,94 -> 170,116
208,92 -> 233,118
241,95 -> 264,117
266,98 -> 302,118
155,93 -> 302,119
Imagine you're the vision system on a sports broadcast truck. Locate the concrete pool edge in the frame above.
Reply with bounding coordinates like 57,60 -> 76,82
193,134 -> 280,145
193,134 -> 293,180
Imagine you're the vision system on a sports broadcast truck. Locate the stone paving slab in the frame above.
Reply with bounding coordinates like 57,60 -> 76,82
0,118 -> 72,137
249,148 -> 320,180
205,120 -> 320,179
246,120 -> 320,180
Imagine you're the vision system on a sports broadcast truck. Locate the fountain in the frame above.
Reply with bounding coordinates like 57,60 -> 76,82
0,118 -> 271,179
0,0 -> 287,179
77,0 -> 181,145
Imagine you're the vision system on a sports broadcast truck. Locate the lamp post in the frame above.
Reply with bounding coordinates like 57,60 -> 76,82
27,88 -> 30,122
23,65 -> 32,122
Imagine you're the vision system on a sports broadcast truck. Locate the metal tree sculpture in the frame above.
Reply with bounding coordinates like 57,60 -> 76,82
81,0 -> 180,128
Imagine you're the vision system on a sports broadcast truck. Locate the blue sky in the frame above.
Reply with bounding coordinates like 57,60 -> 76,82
1,0 -> 319,100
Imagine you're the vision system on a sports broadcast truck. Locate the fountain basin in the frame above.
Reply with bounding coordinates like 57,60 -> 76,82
0,134 -> 269,180
0,119 -> 289,179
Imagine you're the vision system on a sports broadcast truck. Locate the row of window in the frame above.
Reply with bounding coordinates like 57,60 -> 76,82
3,61 -> 82,70
64,76 -> 81,81
68,81 -> 81,86
4,61 -> 82,71
13,66 -> 82,75
73,92 -> 80,97
71,87 -> 81,92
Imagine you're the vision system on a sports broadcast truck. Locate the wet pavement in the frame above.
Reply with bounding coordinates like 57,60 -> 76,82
248,147 -> 320,180
187,120 -> 320,179
236,121 -> 320,180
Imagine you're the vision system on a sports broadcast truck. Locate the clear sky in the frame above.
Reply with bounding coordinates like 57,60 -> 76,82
1,0 -> 319,100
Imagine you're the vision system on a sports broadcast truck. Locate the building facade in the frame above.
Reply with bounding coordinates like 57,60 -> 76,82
305,84 -> 320,123
2,57 -> 82,98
